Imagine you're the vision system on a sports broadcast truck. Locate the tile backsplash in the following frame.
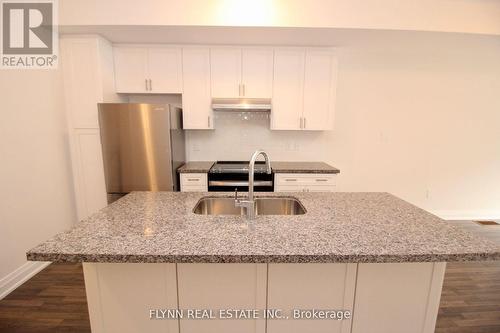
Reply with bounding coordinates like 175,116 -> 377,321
186,112 -> 331,161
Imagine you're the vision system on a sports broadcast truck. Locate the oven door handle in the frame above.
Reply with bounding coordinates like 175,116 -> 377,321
209,180 -> 273,187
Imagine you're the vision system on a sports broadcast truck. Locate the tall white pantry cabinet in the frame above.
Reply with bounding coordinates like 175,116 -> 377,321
60,36 -> 123,221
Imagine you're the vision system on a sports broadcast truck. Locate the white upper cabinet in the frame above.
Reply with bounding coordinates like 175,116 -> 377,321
271,49 -> 305,130
241,48 -> 273,98
272,48 -> 337,131
114,47 -> 148,93
210,48 -> 242,98
147,48 -> 183,93
210,47 -> 273,98
111,44 -> 335,131
303,49 -> 338,130
182,47 -> 213,129
114,46 -> 182,93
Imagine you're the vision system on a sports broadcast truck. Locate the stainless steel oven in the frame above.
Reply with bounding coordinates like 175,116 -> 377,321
208,161 -> 274,192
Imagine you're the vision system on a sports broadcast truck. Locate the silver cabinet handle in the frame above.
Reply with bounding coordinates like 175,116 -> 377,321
303,117 -> 306,129
285,178 -> 298,182
187,178 -> 200,182
145,79 -> 148,91
242,84 -> 245,96
149,79 -> 152,91
207,116 -> 210,127
299,117 -> 303,129
315,179 -> 328,182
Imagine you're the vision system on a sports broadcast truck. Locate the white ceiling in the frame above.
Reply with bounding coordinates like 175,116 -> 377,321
59,25 -> 496,47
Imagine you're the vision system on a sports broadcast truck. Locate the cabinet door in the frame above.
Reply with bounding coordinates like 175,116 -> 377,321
177,264 -> 267,333
241,48 -> 273,98
210,48 -> 242,98
352,263 -> 446,333
148,47 -> 183,93
61,38 -> 103,128
274,185 -> 307,192
72,129 -> 107,220
271,49 -> 305,130
182,48 -> 213,129
83,263 -> 179,333
303,49 -> 337,130
267,263 -> 356,333
304,185 -> 336,192
113,47 -> 148,93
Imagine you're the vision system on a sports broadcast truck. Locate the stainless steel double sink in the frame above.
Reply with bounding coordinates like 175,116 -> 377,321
193,196 -> 306,216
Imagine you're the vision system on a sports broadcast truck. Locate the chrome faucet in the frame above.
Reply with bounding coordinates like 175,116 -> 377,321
235,150 -> 272,219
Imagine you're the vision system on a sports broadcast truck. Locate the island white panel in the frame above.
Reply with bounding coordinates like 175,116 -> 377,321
83,263 -> 179,333
351,262 -> 446,333
177,263 -> 267,333
267,263 -> 356,333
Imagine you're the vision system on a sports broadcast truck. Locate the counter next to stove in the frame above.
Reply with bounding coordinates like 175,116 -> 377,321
177,161 -> 340,174
177,161 -> 340,192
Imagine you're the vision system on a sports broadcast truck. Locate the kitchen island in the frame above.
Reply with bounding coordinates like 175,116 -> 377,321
27,192 -> 500,333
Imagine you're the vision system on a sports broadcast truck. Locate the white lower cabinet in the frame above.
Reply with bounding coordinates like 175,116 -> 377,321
180,173 -> 208,192
83,263 -> 179,333
83,262 -> 445,333
274,173 -> 336,192
71,129 -> 107,220
267,263 -> 357,333
177,264 -> 267,333
351,263 -> 446,333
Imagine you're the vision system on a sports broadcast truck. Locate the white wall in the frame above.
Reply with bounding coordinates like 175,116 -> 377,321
0,67 -> 77,296
187,32 -> 500,219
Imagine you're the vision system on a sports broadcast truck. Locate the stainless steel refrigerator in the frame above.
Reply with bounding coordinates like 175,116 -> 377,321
98,103 -> 185,203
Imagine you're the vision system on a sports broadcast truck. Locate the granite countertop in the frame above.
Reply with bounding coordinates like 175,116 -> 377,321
271,161 -> 340,174
177,161 -> 214,173
27,192 -> 500,264
177,161 -> 339,174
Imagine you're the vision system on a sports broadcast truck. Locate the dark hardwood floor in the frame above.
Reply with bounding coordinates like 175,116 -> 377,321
0,220 -> 499,333
435,220 -> 500,333
0,263 -> 90,333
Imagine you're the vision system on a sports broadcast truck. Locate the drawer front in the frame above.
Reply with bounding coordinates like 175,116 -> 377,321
180,173 -> 207,186
180,173 -> 208,192
275,184 -> 336,193
275,173 -> 336,186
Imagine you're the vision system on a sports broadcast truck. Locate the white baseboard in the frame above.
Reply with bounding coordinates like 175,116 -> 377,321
431,210 -> 500,221
0,261 -> 51,300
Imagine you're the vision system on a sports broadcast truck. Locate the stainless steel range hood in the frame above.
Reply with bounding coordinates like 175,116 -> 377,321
212,98 -> 271,112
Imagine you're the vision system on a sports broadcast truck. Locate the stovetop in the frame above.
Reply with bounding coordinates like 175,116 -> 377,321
209,161 -> 270,174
